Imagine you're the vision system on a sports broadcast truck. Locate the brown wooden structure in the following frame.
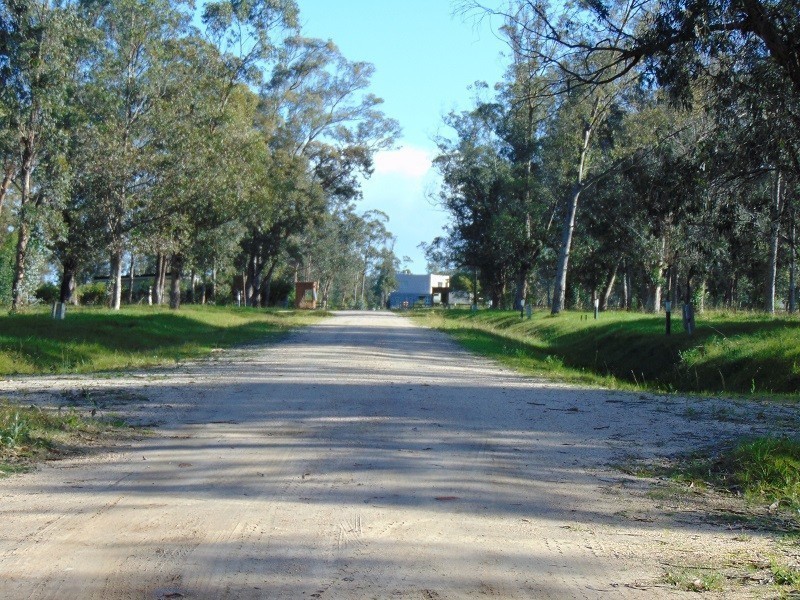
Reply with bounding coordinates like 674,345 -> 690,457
295,281 -> 318,309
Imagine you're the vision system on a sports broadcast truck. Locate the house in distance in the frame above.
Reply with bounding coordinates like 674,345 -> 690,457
388,273 -> 450,309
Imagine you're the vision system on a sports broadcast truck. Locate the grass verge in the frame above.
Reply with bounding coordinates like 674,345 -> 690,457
637,438 -> 800,595
656,436 -> 800,510
411,308 -> 800,396
0,402 -> 135,475
663,568 -> 725,592
0,305 -> 328,376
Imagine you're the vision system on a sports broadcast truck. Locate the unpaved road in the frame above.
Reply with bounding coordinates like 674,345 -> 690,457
0,311 -> 795,599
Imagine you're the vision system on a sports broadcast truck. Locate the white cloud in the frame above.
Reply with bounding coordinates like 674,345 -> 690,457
359,145 -> 446,273
373,146 -> 433,179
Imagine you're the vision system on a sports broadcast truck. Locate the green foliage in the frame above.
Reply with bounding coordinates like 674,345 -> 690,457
34,283 -> 59,304
771,561 -> 800,587
0,403 -> 129,472
78,282 -> 109,306
414,309 -> 800,395
0,305 -> 327,375
663,568 -> 725,592
0,232 -> 15,306
0,412 -> 30,449
0,0 -> 397,314
720,438 -> 800,507
649,436 -> 800,512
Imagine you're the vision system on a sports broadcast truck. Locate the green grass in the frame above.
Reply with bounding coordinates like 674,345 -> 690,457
720,437 -> 800,507
636,436 -> 800,510
412,308 -> 800,395
771,560 -> 800,587
663,567 -> 725,592
0,403 -> 132,474
0,305 -> 327,375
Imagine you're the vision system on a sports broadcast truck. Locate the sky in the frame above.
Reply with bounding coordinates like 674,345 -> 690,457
295,0 -> 509,273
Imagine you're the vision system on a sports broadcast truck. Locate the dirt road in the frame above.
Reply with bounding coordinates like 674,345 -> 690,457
0,311 -> 793,598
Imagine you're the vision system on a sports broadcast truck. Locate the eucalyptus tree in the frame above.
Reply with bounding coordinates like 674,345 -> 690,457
706,51 -> 800,313
0,102 -> 16,219
352,210 -> 392,308
160,0 -> 302,309
492,22 -> 562,309
433,108 -> 521,307
295,205 -> 392,308
76,0 -> 197,310
235,35 -> 398,307
372,245 -> 399,308
0,0 -> 89,310
297,203 -> 360,308
465,0 -> 800,96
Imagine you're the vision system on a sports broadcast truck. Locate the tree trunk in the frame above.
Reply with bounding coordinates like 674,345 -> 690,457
765,170 -> 784,314
513,265 -> 529,311
59,255 -> 79,305
361,268 -> 368,307
11,139 -> 35,312
246,251 -> 259,307
790,206 -> 796,313
599,262 -> 618,311
188,269 -> 196,304
545,276 -> 551,308
250,253 -> 267,308
158,255 -> 168,305
551,97 -> 600,315
127,253 -> 135,305
621,261 -> 629,310
263,260 -> 278,308
11,220 -> 31,311
551,183 -> 582,314
109,248 -> 123,310
153,252 -> 163,305
169,253 -> 184,310
211,260 -> 217,303
0,164 -> 14,219
670,263 -> 679,306
323,279 -> 333,309
648,283 -> 662,313
697,280 -> 706,313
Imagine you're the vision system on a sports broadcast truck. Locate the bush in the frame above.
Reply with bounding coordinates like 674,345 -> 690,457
34,283 -> 59,304
78,282 -> 109,305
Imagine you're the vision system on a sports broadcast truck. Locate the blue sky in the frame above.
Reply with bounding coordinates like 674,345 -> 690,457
296,0 -> 509,272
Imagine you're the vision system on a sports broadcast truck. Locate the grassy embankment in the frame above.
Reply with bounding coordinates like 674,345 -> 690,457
0,304 -> 327,375
0,305 -> 328,474
414,308 -> 800,396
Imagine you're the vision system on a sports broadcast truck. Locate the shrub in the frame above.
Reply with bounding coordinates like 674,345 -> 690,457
34,283 -> 59,304
78,282 -> 109,305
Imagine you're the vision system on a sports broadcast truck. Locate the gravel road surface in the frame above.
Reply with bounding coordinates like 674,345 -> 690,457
0,311 -> 793,599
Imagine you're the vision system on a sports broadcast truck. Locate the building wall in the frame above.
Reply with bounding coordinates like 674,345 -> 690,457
395,274 -> 450,295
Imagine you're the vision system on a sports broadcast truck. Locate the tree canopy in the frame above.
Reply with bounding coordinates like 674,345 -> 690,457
0,0 -> 400,311
434,0 -> 799,313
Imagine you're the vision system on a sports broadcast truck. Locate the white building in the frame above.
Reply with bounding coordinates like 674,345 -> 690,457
388,273 -> 450,308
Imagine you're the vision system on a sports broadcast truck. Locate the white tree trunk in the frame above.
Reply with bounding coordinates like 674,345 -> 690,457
110,248 -> 123,310
551,98 -> 600,314
765,170 -> 783,314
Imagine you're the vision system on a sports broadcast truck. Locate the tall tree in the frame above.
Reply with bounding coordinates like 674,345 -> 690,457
0,0 -> 87,310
